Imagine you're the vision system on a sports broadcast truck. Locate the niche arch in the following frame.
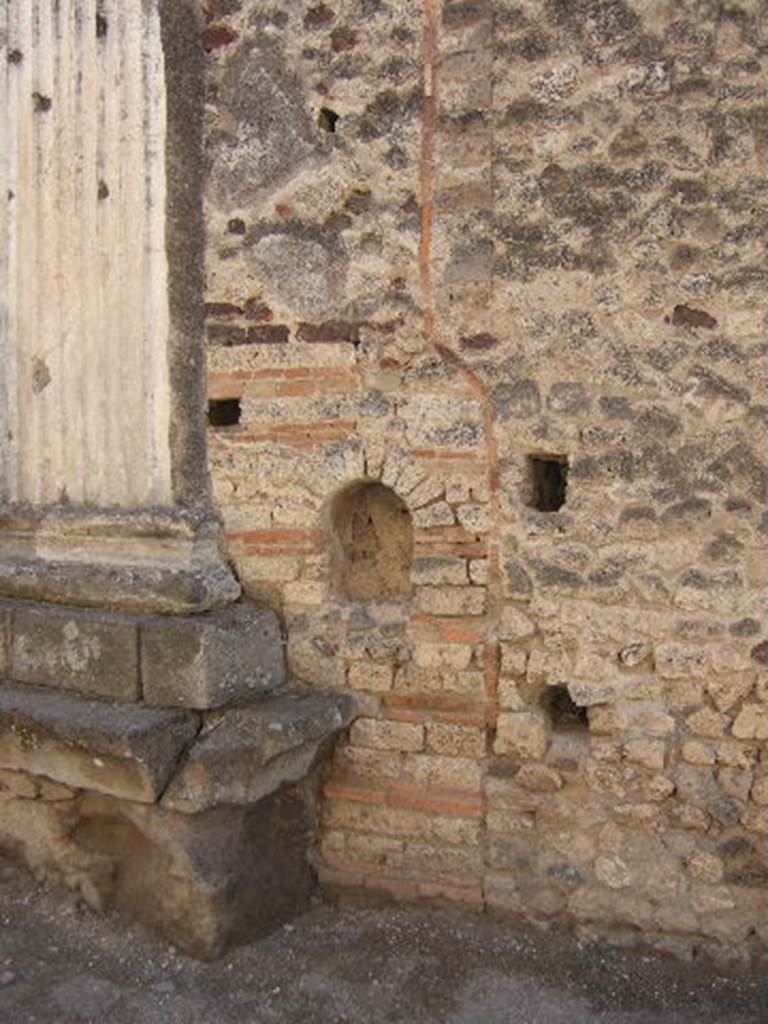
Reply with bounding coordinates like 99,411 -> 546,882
329,480 -> 413,602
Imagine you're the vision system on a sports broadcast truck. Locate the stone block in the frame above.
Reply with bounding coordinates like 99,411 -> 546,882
9,602 -> 139,701
499,606 -> 535,640
412,642 -> 472,670
141,603 -> 285,709
494,711 -> 550,760
347,661 -> 393,692
426,722 -> 486,759
415,585 -> 486,617
350,718 -> 424,752
162,688 -> 356,813
516,763 -> 563,792
402,752 -> 483,791
0,553 -> 240,616
731,704 -> 767,740
624,738 -> 666,771
0,682 -> 197,802
0,785 -> 317,960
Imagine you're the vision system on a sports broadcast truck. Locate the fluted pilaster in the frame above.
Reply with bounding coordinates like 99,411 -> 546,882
0,0 -> 171,507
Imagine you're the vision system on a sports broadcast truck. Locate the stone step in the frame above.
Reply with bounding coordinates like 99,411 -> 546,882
0,682 -> 198,803
162,687 -> 358,813
0,680 -> 358,811
0,680 -> 360,958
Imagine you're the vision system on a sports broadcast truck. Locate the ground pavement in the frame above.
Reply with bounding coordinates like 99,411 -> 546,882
0,862 -> 763,1024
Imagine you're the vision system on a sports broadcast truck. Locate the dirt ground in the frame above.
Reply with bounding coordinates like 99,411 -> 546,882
0,861 -> 763,1024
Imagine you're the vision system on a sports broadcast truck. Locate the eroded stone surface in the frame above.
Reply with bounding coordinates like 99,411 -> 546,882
141,603 -> 286,709
10,603 -> 139,702
163,688 -> 356,812
0,777 -> 316,959
0,684 -> 197,803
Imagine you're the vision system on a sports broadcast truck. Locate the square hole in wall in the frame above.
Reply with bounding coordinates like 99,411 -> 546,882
545,685 -> 589,731
527,454 -> 568,511
208,398 -> 241,428
318,107 -> 340,133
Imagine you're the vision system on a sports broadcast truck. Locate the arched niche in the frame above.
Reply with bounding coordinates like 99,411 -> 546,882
330,481 -> 413,602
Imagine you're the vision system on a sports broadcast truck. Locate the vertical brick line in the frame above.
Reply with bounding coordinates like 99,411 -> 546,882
419,0 -> 502,714
418,0 -> 438,340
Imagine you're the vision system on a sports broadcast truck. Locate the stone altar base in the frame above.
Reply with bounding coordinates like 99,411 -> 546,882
0,598 -> 357,957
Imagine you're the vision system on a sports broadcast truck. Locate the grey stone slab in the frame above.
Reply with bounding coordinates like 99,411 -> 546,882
0,557 -> 240,615
141,603 -> 286,709
0,682 -> 198,802
162,688 -> 357,813
10,603 -> 140,701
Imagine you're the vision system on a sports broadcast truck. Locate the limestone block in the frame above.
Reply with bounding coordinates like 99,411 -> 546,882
425,722 -> 486,759
731,704 -> 767,740
616,702 -> 675,736
494,711 -> 550,760
402,753 -> 483,791
715,739 -> 758,768
655,643 -> 709,679
707,675 -> 755,713
711,644 -> 754,673
395,664 -> 486,700
686,707 -> 729,737
500,645 -> 528,678
499,606 -> 535,640
162,689 -> 356,813
456,503 -> 489,532
691,885 -> 736,914
412,642 -> 472,670
469,558 -> 489,584
619,643 -> 652,667
412,502 -> 456,528
595,855 -> 632,889
411,556 -> 468,586
567,679 -> 621,706
623,738 -> 666,771
141,604 -> 285,709
688,851 -> 724,884
742,804 -> 768,834
526,648 -> 570,688
718,767 -> 753,803
1,786 -> 318,960
0,683 -> 197,802
415,586 -> 486,617
516,763 -> 563,792
682,740 -> 717,765
644,774 -> 675,801
499,675 -> 528,708
351,717 -> 424,752
547,732 -> 589,773
347,661 -> 393,692
10,603 -> 139,701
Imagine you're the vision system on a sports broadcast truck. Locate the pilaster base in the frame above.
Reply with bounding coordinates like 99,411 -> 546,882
0,505 -> 240,614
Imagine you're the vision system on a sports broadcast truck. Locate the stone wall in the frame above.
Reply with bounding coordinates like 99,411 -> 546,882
203,0 -> 766,961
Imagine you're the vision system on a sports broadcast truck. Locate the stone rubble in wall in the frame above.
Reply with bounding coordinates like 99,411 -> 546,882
199,0 -> 767,963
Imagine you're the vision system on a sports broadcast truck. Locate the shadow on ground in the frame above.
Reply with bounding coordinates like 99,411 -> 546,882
0,861 -> 764,1024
